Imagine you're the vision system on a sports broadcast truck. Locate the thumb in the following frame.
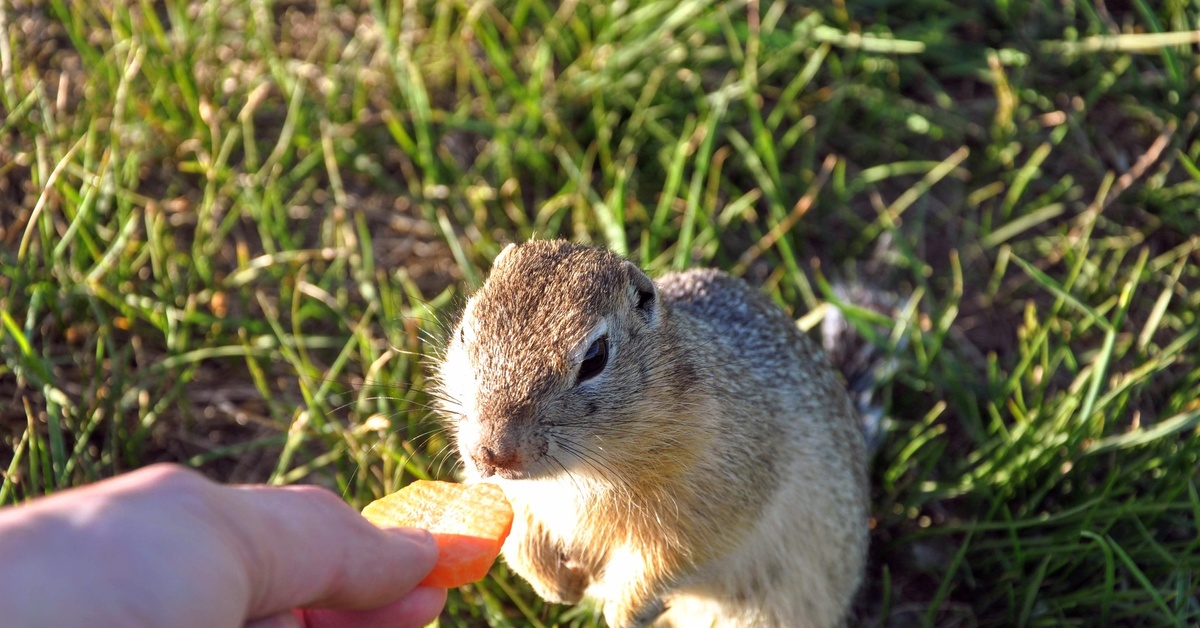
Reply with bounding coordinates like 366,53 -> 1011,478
219,484 -> 438,618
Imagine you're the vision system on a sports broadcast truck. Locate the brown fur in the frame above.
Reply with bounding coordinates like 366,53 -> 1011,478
435,240 -> 868,627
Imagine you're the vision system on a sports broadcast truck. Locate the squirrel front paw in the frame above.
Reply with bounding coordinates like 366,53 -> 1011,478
504,513 -> 594,604
539,555 -> 589,604
632,597 -> 667,627
606,596 -> 666,628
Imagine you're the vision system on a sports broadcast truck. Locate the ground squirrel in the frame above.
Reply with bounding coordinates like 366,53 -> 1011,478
435,240 -> 869,627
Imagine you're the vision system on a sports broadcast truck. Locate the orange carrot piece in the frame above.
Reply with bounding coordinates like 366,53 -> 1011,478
362,480 -> 513,588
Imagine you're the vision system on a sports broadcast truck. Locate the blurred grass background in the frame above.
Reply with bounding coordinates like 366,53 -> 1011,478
2,0 -> 1199,625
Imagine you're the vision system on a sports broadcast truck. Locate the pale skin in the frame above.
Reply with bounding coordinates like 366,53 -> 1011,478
0,464 -> 446,628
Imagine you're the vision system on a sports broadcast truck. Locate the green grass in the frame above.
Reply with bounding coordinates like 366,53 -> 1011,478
3,0 -> 1199,625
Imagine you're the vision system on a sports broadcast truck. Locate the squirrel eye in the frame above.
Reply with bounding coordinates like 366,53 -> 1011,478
577,336 -> 609,382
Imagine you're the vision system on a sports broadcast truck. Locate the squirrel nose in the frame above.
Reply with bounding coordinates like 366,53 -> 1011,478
473,443 -> 522,476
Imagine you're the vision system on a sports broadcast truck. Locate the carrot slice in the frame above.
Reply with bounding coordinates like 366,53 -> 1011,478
362,480 -> 513,588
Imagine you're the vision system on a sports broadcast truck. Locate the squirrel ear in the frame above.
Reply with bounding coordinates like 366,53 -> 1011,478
492,243 -> 518,268
623,260 -> 657,317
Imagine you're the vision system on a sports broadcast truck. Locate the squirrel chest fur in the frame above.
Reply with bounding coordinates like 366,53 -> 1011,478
435,240 -> 868,628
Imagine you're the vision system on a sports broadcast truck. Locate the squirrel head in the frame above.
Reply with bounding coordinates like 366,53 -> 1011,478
436,240 -> 661,482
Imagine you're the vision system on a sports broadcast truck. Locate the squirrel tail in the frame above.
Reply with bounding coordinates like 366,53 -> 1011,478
820,281 -> 904,455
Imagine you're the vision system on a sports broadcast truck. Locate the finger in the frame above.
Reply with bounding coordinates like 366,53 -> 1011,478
217,484 -> 439,618
297,587 -> 448,628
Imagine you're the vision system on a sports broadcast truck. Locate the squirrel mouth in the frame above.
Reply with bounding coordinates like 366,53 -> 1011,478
475,458 -> 558,482
474,459 -> 537,481
491,467 -> 534,480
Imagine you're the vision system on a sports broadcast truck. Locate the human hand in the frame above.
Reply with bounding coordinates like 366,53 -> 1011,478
0,464 -> 446,628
